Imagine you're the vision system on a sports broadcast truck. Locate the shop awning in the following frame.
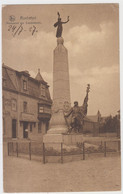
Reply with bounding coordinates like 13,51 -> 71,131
20,112 -> 37,122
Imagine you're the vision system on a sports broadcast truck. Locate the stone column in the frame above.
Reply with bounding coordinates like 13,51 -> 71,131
48,37 -> 71,134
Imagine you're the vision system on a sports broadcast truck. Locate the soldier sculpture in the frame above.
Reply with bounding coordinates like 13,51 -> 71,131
64,84 -> 90,133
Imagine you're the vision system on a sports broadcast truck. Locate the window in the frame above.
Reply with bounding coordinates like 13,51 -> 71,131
23,101 -> 27,113
38,122 -> 42,133
39,106 -> 44,113
30,123 -> 32,132
41,84 -> 45,97
12,119 -> 17,138
23,80 -> 27,90
12,99 -> 17,111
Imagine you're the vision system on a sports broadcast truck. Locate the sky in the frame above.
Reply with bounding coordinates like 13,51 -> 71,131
2,4 -> 120,116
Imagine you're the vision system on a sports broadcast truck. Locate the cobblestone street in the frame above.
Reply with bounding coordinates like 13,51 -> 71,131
3,143 -> 121,192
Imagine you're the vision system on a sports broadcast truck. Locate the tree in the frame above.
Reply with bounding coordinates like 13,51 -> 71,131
100,114 -> 120,133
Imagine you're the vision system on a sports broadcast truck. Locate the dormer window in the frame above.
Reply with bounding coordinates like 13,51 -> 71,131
23,80 -> 27,90
41,84 -> 45,97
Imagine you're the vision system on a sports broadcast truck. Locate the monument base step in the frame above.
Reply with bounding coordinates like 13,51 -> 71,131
43,133 -> 83,152
43,133 -> 84,145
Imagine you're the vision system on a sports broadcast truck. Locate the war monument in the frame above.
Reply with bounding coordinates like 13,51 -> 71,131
43,12 -> 90,147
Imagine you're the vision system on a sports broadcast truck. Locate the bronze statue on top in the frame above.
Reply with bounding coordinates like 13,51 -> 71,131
54,12 -> 69,38
64,84 -> 90,133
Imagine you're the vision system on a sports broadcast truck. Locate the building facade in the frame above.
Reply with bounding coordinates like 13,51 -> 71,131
2,64 -> 52,141
83,110 -> 102,136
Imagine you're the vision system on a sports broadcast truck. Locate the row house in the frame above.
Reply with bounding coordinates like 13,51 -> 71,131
2,64 -> 52,141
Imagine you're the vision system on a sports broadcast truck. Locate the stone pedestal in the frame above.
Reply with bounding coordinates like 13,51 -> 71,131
43,133 -> 84,144
43,133 -> 63,151
43,133 -> 84,152
48,110 -> 68,134
43,133 -> 63,143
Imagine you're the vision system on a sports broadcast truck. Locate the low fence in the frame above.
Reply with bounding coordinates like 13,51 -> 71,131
7,139 -> 120,164
7,141 -> 43,161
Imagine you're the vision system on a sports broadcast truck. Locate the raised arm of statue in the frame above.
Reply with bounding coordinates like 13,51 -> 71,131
62,16 -> 69,24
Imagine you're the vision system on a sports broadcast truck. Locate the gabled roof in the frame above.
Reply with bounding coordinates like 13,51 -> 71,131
86,115 -> 98,122
2,65 -> 17,91
86,114 -> 106,123
2,64 -> 52,103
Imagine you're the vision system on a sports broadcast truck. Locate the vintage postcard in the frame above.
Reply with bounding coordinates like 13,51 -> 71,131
1,3 -> 121,192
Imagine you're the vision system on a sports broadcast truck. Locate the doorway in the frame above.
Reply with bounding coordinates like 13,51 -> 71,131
12,119 -> 17,138
23,122 -> 28,138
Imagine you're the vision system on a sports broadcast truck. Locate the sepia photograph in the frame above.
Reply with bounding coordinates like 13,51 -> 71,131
2,3 -> 121,192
